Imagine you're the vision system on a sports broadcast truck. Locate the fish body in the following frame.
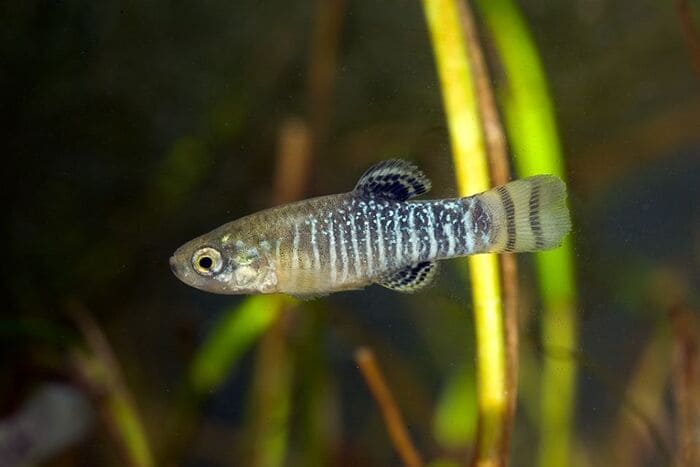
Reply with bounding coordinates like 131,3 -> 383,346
170,160 -> 571,296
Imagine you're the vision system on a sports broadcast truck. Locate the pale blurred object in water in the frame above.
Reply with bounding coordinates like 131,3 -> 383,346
0,383 -> 93,466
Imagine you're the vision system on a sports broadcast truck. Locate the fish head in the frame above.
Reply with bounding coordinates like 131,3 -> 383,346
170,223 -> 278,295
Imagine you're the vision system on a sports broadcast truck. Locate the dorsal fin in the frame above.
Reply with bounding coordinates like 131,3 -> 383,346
354,159 -> 431,201
378,261 -> 438,292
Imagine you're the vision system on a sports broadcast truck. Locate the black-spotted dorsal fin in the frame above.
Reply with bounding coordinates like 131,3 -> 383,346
378,261 -> 438,292
354,159 -> 431,201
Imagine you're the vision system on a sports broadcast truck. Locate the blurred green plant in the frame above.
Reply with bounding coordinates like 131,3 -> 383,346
244,307 -> 295,467
104,389 -> 154,467
296,306 -> 332,467
188,295 -> 291,395
475,1 -> 579,466
70,304 -> 154,467
150,137 -> 210,211
0,319 -> 76,347
428,460 -> 462,467
433,364 -> 477,448
421,0 -> 508,465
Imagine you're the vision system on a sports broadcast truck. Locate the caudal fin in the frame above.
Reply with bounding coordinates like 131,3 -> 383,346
478,175 -> 571,253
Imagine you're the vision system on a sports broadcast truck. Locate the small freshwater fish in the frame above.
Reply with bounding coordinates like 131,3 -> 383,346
170,159 -> 571,297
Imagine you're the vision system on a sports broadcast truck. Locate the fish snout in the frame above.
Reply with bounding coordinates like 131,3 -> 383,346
169,256 -> 179,275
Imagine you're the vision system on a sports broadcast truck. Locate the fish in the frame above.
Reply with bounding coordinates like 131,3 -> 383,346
169,159 -> 571,297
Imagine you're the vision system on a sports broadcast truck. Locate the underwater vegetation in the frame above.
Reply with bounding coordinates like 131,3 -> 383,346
2,1 -> 700,466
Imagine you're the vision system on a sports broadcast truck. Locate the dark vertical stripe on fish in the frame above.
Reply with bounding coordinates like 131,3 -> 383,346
497,186 -> 517,252
529,181 -> 545,249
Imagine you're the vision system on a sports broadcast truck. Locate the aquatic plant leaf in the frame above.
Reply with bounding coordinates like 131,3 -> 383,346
475,1 -> 579,465
421,0 -> 508,463
188,295 -> 291,394
433,365 -> 477,449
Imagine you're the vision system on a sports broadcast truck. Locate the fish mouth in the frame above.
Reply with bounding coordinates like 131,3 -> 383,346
169,256 -> 179,275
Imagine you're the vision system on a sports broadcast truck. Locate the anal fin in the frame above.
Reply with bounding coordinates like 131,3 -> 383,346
378,261 -> 438,293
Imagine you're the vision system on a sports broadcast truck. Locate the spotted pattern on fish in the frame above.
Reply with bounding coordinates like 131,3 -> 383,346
275,195 -> 491,289
170,159 -> 571,296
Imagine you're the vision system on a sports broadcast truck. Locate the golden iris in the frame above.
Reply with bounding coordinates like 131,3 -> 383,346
192,247 -> 223,276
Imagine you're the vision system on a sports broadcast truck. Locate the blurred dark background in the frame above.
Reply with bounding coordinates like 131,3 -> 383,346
2,1 -> 699,466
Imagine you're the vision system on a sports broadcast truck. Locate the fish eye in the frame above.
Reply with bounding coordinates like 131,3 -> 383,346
192,247 -> 223,276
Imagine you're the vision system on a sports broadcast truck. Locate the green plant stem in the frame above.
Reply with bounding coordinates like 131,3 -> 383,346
474,1 -> 578,466
246,308 -> 295,467
421,1 -> 508,465
69,303 -> 154,467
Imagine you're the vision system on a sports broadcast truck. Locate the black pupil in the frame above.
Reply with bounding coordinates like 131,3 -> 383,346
198,256 -> 213,269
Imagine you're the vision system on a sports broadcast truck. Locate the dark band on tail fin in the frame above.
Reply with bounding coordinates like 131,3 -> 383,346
529,182 -> 545,249
496,185 -> 517,252
479,175 -> 571,253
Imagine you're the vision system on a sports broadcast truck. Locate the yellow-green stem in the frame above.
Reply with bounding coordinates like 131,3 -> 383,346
107,393 -> 154,467
422,0 -> 507,464
475,1 -> 578,466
